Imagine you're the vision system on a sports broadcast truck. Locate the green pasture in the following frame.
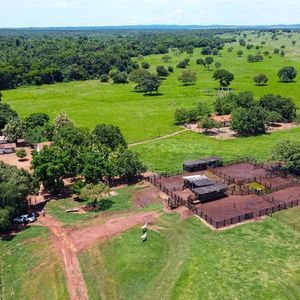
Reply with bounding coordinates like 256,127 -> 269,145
2,32 -> 300,144
133,128 -> 300,173
0,226 -> 68,300
79,207 -> 300,300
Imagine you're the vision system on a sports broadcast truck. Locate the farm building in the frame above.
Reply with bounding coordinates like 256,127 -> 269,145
183,157 -> 223,172
0,143 -> 16,155
0,136 -> 9,144
211,113 -> 231,127
183,174 -> 227,202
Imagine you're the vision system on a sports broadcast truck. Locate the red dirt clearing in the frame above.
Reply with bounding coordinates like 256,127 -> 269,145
69,211 -> 160,252
134,186 -> 160,208
214,162 -> 268,180
38,210 -> 160,300
196,195 -> 273,221
265,186 -> 300,203
38,215 -> 88,300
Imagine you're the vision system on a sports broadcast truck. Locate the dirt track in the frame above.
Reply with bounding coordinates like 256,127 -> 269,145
38,211 -> 160,300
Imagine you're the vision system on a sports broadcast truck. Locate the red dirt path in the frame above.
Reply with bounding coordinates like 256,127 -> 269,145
37,210 -> 160,300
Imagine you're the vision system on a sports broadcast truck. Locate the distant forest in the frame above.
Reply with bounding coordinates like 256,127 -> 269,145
0,29 -> 235,89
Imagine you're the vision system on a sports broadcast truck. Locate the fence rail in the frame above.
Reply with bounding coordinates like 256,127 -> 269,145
144,169 -> 300,229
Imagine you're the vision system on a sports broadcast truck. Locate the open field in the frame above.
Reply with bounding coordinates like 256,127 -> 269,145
2,32 -> 300,144
79,207 -> 300,300
0,226 -> 68,300
133,129 -> 300,172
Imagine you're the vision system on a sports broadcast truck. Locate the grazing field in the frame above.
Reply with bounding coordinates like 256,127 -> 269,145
133,129 -> 300,172
2,32 -> 300,143
79,207 -> 300,300
0,226 -> 68,300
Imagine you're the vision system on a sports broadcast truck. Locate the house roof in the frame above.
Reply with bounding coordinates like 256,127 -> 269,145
183,156 -> 222,167
0,143 -> 16,149
211,113 -> 231,123
193,183 -> 227,196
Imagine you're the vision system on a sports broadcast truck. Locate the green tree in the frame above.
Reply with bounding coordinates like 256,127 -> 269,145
156,65 -> 169,77
55,113 -> 74,129
16,148 -> 27,161
32,147 -> 68,193
204,56 -> 214,70
212,69 -> 234,88
231,106 -> 266,136
273,140 -> 300,173
136,74 -> 161,94
24,112 -> 50,129
253,74 -> 268,86
174,108 -> 189,125
113,150 -> 146,181
80,182 -> 109,203
178,70 -> 197,85
3,119 -> 25,142
278,66 -> 297,82
93,124 -> 127,150
259,94 -> 296,122
199,116 -> 216,134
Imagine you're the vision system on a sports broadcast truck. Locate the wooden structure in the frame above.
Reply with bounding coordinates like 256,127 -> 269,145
211,113 -> 232,127
183,157 -> 223,172
0,143 -> 16,155
183,175 -> 227,203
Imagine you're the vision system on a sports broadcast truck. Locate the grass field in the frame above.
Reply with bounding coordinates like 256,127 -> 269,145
2,32 -> 300,144
45,185 -> 145,226
0,226 -> 68,300
133,128 -> 300,172
79,207 -> 300,300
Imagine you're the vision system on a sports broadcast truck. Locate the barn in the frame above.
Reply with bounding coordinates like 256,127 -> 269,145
183,174 -> 227,203
183,157 -> 223,172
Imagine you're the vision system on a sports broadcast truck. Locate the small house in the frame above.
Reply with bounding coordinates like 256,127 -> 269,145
0,143 -> 16,155
211,113 -> 232,127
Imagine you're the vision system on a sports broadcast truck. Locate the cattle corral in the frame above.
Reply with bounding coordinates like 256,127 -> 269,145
144,159 -> 300,229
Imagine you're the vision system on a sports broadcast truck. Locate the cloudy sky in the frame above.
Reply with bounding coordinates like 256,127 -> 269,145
2,0 -> 300,27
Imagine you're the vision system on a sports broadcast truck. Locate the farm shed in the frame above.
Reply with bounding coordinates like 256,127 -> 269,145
0,136 -> 9,144
0,143 -> 16,155
183,157 -> 223,172
183,174 -> 227,203
211,113 -> 232,127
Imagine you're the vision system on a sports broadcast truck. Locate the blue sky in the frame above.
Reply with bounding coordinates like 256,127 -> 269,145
2,0 -> 300,27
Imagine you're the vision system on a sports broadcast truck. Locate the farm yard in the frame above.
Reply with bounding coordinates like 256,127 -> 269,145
3,31 -> 300,144
1,28 -> 300,300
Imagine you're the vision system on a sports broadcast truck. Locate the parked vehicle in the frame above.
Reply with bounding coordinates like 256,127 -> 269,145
13,213 -> 36,224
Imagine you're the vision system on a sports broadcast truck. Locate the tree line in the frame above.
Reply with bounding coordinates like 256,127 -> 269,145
0,29 -> 231,90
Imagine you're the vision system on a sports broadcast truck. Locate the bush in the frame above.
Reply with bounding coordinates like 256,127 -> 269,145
141,62 -> 150,69
156,65 -> 169,77
278,66 -> 297,82
168,66 -> 174,73
112,72 -> 128,84
100,74 -> 109,82
253,73 -> 268,86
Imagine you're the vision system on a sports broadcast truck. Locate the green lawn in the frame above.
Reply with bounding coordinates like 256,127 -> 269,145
45,185 -> 147,226
2,32 -> 300,144
79,207 -> 300,300
0,226 -> 68,300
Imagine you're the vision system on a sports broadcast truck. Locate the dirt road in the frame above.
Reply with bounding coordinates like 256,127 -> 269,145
38,210 -> 160,300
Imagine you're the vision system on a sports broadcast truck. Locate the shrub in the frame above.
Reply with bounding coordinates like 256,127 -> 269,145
278,66 -> 297,82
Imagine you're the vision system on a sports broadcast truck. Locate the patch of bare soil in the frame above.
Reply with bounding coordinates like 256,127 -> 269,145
185,122 -> 300,140
68,211 -> 161,252
0,146 -> 32,171
134,186 -> 160,208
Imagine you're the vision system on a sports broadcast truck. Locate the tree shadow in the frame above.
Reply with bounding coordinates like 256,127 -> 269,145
144,93 -> 163,97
